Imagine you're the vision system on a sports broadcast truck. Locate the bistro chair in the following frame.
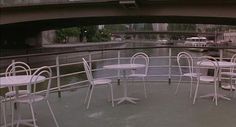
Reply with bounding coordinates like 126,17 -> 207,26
5,61 -> 32,125
193,56 -> 219,106
221,54 -> 236,97
82,58 -> 114,109
128,52 -> 149,98
12,66 -> 59,127
175,52 -> 198,98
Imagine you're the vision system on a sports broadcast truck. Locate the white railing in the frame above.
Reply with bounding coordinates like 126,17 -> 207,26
0,47 -> 233,97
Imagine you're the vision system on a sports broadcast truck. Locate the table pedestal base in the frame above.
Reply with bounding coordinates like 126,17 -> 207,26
221,84 -> 235,91
115,97 -> 139,104
200,93 -> 231,100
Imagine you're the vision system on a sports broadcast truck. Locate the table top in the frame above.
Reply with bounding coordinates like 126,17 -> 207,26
0,75 -> 46,87
197,61 -> 236,68
103,64 -> 145,70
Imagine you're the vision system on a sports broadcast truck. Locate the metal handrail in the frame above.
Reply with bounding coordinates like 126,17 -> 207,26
0,46 -> 235,97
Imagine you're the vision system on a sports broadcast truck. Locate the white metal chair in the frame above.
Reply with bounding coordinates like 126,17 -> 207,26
175,52 -> 198,98
5,61 -> 31,97
128,52 -> 149,98
5,61 -> 32,126
193,56 -> 219,106
0,96 -> 7,127
13,66 -> 59,127
221,54 -> 236,97
82,58 -> 114,109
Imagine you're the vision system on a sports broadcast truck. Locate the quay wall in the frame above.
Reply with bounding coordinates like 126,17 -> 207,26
0,41 -> 126,71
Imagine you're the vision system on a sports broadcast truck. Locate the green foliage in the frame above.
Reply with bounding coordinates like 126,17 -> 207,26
80,25 -> 111,42
55,26 -> 111,43
55,27 -> 80,43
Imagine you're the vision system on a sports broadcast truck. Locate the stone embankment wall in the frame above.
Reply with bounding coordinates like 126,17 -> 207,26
0,41 -> 126,70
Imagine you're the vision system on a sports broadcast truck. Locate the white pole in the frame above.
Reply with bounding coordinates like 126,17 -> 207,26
168,48 -> 172,85
117,50 -> 121,85
56,56 -> 61,98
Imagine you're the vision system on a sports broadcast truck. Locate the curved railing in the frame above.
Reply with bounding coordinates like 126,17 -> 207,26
0,46 -> 235,97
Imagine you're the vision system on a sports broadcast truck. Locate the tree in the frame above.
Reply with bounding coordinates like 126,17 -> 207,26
55,27 -> 80,43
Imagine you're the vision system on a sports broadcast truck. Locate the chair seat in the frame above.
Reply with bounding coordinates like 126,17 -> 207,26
199,76 -> 218,82
128,74 -> 146,77
5,90 -> 29,97
221,72 -> 236,77
93,78 -> 112,85
15,95 -> 44,103
183,73 -> 198,77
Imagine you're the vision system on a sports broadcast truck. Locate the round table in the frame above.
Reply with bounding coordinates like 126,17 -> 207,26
0,75 -> 45,87
197,61 -> 236,68
104,64 -> 145,104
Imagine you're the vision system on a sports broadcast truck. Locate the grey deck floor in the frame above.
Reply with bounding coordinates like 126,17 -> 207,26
3,81 -> 236,127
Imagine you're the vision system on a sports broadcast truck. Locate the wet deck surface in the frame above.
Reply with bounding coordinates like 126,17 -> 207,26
2,81 -> 236,127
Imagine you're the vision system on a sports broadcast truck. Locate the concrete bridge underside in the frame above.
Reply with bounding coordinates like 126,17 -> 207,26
0,0 -> 236,46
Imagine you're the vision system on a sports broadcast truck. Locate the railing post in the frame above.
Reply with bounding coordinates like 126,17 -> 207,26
219,49 -> 223,61
117,50 -> 121,85
168,48 -> 172,85
219,49 -> 223,87
89,52 -> 92,70
56,56 -> 61,98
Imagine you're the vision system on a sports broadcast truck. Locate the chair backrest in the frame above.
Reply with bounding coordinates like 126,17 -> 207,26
5,61 -> 31,77
130,52 -> 149,75
230,54 -> 236,73
5,61 -> 31,91
177,52 -> 194,75
82,58 -> 94,85
198,56 -> 219,80
29,66 -> 52,101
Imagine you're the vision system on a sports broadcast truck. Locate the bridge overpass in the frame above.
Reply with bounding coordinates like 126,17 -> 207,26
0,0 -> 236,47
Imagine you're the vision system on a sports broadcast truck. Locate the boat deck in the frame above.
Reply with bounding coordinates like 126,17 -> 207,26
2,81 -> 236,127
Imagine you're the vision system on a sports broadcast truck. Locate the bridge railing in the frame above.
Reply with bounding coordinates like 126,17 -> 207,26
0,46 -> 235,97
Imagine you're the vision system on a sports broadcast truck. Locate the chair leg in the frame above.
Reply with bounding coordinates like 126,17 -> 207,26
175,76 -> 182,95
29,103 -> 37,127
86,86 -> 94,109
46,100 -> 59,127
230,76 -> 233,97
143,77 -> 147,98
193,79 -> 200,104
189,77 -> 193,98
16,103 -> 21,127
214,81 -> 218,106
234,80 -> 236,98
106,85 -> 110,102
11,101 -> 15,127
109,84 -> 114,107
84,85 -> 91,104
0,100 -> 7,127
